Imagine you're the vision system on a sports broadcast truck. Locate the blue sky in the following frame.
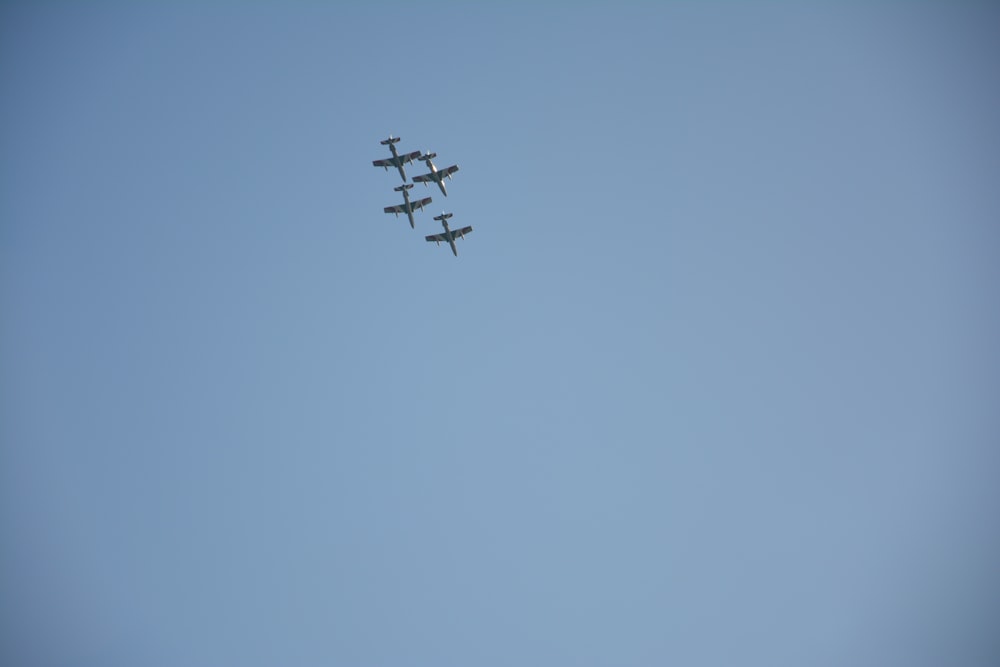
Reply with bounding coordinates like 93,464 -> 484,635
2,4 -> 998,666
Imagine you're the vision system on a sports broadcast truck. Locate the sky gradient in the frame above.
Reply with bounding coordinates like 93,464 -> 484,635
2,4 -> 999,666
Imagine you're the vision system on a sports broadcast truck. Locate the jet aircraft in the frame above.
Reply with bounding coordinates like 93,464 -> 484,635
425,213 -> 473,257
412,152 -> 460,196
383,184 -> 432,229
372,135 -> 421,182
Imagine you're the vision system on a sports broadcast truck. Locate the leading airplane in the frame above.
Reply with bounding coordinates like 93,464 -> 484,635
412,152 -> 460,196
383,184 -> 432,229
426,213 -> 473,257
372,135 -> 421,182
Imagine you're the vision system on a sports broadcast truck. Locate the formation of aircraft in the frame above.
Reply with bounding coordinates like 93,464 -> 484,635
372,135 -> 473,257
426,213 -> 473,257
384,184 -> 433,229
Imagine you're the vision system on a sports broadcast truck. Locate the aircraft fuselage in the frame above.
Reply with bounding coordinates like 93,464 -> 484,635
387,143 -> 408,182
400,188 -> 416,228
441,220 -> 459,256
422,159 -> 448,197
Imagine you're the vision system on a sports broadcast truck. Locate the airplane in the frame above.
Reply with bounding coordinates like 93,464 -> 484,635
383,184 -> 432,229
412,152 -> 459,196
372,135 -> 421,182
426,213 -> 473,257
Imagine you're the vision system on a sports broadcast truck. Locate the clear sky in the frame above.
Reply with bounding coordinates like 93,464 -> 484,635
2,3 -> 998,666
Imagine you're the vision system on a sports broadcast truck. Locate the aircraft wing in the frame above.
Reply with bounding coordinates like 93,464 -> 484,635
412,172 -> 433,183
372,151 -> 419,169
384,197 -> 431,215
442,165 -> 460,177
426,227 -> 472,243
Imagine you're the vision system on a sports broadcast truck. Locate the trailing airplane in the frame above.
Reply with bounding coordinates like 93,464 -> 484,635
412,152 -> 460,196
426,213 -> 473,257
372,135 -> 421,182
383,184 -> 432,229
